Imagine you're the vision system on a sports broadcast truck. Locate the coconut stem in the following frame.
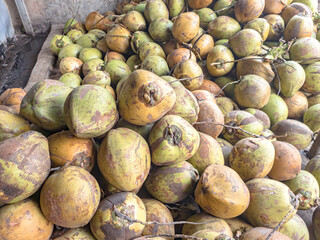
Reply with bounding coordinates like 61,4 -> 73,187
214,1 -> 236,14
265,194 -> 300,240
141,234 -> 207,239
168,75 -> 204,84
215,79 -> 241,97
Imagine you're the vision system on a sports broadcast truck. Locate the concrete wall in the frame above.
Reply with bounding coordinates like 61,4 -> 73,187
0,0 -> 15,56
5,0 -> 122,28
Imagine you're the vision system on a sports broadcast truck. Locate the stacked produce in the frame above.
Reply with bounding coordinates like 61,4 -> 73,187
1,0 -> 320,239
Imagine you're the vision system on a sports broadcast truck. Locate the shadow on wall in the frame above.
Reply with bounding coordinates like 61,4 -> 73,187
0,0 -> 15,58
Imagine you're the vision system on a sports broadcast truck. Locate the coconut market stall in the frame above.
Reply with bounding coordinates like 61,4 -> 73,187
1,0 -> 320,239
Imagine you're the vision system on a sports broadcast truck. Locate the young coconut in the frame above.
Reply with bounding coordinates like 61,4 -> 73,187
268,141 -> 301,181
122,10 -> 147,32
283,91 -> 308,119
261,93 -> 289,126
224,218 -> 253,237
173,59 -> 204,90
148,115 -> 200,166
303,103 -> 320,132
64,85 -> 118,138
264,0 -> 287,14
82,58 -> 105,76
40,166 -> 100,228
172,12 -> 200,43
281,3 -> 312,24
58,43 -> 83,60
222,110 -> 264,145
148,17 -> 173,43
244,18 -> 270,41
240,227 -> 291,239
283,170 -> 319,210
0,87 -> 26,114
216,97 -> 239,115
305,156 -> 320,187
130,31 -> 154,54
104,59 -> 132,87
167,48 -> 197,69
54,227 -> 96,240
197,79 -> 225,96
234,74 -> 271,109
106,25 -> 131,54
271,119 -> 313,150
313,206 -> 320,239
82,71 -> 111,87
0,199 -> 53,240
48,130 -> 96,172
206,45 -> 235,77
244,178 -> 297,228
263,14 -> 285,41
182,213 -> 233,237
207,16 -> 241,40
187,132 -> 224,175
98,128 -> 151,192
244,108 -> 271,129
279,214 -> 309,240
194,100 -> 225,139
0,109 -> 31,142
234,0 -> 265,23
284,14 -> 313,41
59,56 -> 83,74
90,192 -> 146,240
195,164 -> 250,219
168,0 -> 185,18
302,62 -> 320,93
289,37 -> 320,64
141,199 -> 175,237
50,34 -> 73,55
192,89 -> 216,103
144,161 -> 199,204
141,55 -> 170,76
139,41 -> 166,61
0,131 -> 50,204
144,0 -> 169,23
229,137 -> 275,182
193,8 -> 217,29
216,138 -> 233,166
118,70 -> 176,126
192,230 -> 234,240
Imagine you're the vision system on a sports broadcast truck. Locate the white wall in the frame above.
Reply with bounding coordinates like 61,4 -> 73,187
0,0 -> 15,54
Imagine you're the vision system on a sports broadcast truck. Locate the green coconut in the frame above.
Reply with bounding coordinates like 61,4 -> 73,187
302,62 -> 320,93
303,103 -> 320,132
76,33 -> 99,48
54,227 -> 96,240
280,214 -> 309,240
139,41 -> 166,61
58,44 -> 83,60
244,178 -> 297,228
289,37 -> 320,64
122,10 -> 147,32
58,73 -> 82,88
234,74 -> 271,109
216,97 -> 239,115
144,161 -> 199,204
148,115 -> 200,166
305,156 -> 320,187
283,170 -> 319,210
141,55 -> 170,76
271,119 -> 313,150
104,59 -> 132,86
222,110 -> 264,145
193,8 -> 217,29
64,85 -> 118,138
20,80 -> 72,131
82,58 -> 105,76
115,118 -> 154,140
244,18 -> 270,41
0,131 -> 50,204
50,34 -> 73,55
244,108 -> 271,129
216,138 -> 233,166
207,16 -> 241,39
130,31 -> 154,54
82,70 -> 111,86
168,0 -> 185,18
187,132 -> 224,175
229,137 -> 275,181
273,61 -> 306,98
215,76 -> 237,99
66,29 -> 84,43
0,109 -> 31,142
144,0 -> 169,23
148,18 -> 173,43
261,93 -> 288,126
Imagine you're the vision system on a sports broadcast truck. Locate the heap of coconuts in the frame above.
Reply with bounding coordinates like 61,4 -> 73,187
2,0 -> 320,239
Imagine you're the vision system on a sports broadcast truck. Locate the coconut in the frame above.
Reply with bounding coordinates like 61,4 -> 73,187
20,80 -> 72,131
127,55 -> 142,71
194,100 -> 225,139
215,76 -> 237,99
244,108 -> 271,129
144,0 -> 169,23
104,51 -> 126,63
139,42 -> 166,61
216,97 -> 239,115
264,0 -> 287,13
234,74 -> 271,109
118,70 -> 176,126
182,213 -> 233,237
40,166 -> 100,228
229,29 -> 263,57
236,56 -> 275,83
195,164 -> 250,218
67,29 -> 84,43
58,43 -> 83,60
302,62 -> 320,93
122,10 -> 147,32
0,199 -> 53,240
289,37 -> 320,64
48,130 -> 95,171
148,18 -> 173,43
50,34 -> 73,55
279,214 -> 309,240
192,89 -> 216,103
106,25 -> 131,54
64,85 -> 118,138
305,156 -> 320,188
115,118 -> 154,140
283,170 -> 319,210
261,93 -> 288,126
84,11 -> 112,32
0,88 -> 26,113
167,48 -> 196,69
59,73 -> 82,88
172,12 -> 200,43
216,138 -> 233,166
82,58 -> 105,76
0,131 -> 50,204
54,227 -> 96,240
244,178 -> 297,228
229,137 -> 275,181
190,33 -> 214,60
222,110 -> 264,145
207,16 -> 241,39
82,71 -> 111,87
165,85 -> 199,123
273,61 -> 306,98
142,199 -> 175,237
206,45 -> 235,77
130,31 -> 154,54
98,128 -> 151,192
303,103 -> 320,132
268,141 -> 301,181
141,55 -> 170,76
148,115 -> 200,165
145,161 -> 199,204
76,33 -> 99,48
283,91 -> 308,119
271,119 -> 313,150
90,192 -> 146,240
197,79 -> 225,97
240,227 -> 291,239
0,109 -> 31,142
193,8 -> 217,29
225,218 -> 253,237
104,59 -> 132,86
187,132 -> 224,175
313,206 -> 320,239
284,14 -> 313,41
281,3 -> 312,24
234,0 -> 265,23
244,18 -> 270,41
263,14 -> 285,40
59,56 -> 83,74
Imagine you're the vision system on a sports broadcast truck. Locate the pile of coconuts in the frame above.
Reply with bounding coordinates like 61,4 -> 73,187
2,0 -> 320,239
